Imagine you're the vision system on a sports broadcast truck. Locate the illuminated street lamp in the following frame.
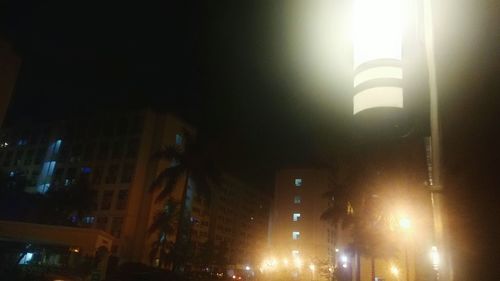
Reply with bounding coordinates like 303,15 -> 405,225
352,0 -> 449,280
352,0 -> 404,115
390,264 -> 400,277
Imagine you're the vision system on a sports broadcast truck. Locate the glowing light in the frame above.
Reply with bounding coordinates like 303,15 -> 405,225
283,258 -> 289,266
335,248 -> 339,253
245,266 -> 251,271
430,246 -> 440,269
342,263 -> 348,268
353,0 -> 404,68
352,0 -> 406,114
309,264 -> 316,271
399,217 -> 411,230
340,255 -> 348,263
19,252 -> 33,265
353,87 -> 403,114
390,265 -> 400,276
293,257 -> 303,269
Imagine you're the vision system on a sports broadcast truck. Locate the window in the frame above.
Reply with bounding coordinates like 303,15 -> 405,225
294,178 -> 302,187
83,216 -> 95,225
101,190 -> 114,210
294,195 -> 301,204
105,164 -> 119,184
175,133 -> 183,145
116,190 -> 128,210
83,144 -> 95,161
111,217 -> 124,238
111,141 -> 123,160
81,167 -> 92,174
24,150 -> 34,165
120,163 -> 135,183
97,142 -> 109,160
3,151 -> 12,166
126,138 -> 139,158
92,167 -> 103,184
292,231 -> 300,240
293,213 -> 301,222
96,216 -> 108,231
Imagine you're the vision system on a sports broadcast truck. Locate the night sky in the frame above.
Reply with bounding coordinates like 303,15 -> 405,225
1,0 -> 500,279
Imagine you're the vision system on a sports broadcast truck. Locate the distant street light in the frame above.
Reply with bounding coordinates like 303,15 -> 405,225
390,264 -> 400,277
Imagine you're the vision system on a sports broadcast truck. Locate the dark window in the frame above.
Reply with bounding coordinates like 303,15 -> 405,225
120,163 -> 135,183
105,164 -> 118,184
101,190 -> 113,210
96,216 -> 108,231
83,144 -> 95,161
34,149 -> 45,164
71,144 -> 83,162
24,150 -> 34,165
116,190 -> 128,210
111,217 -> 124,238
3,151 -> 12,166
111,142 -> 123,160
97,142 -> 109,160
92,167 -> 103,184
129,117 -> 143,135
115,118 -> 128,135
125,138 -> 139,158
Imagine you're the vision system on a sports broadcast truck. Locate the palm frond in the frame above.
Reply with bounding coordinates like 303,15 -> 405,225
152,145 -> 182,161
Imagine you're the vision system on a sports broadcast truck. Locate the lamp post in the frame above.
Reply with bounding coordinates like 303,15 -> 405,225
352,0 -> 450,280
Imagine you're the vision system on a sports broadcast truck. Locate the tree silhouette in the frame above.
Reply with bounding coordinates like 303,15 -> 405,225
150,130 -> 221,272
149,199 -> 179,269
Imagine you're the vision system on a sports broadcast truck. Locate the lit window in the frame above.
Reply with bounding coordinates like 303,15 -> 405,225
81,167 -> 92,174
294,178 -> 302,187
293,213 -> 301,222
292,231 -> 300,240
175,133 -> 183,145
292,250 -> 300,256
18,252 -> 33,264
83,216 -> 95,224
294,195 -> 301,204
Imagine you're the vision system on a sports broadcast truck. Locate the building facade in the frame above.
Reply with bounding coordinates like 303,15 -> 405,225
0,110 -> 187,263
0,110 -> 271,270
269,168 -> 335,275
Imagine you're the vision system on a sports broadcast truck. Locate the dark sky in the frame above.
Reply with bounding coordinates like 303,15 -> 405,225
2,0 -> 500,279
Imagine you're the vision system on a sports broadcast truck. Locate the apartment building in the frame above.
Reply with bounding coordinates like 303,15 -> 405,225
270,168 -> 335,269
0,110 -> 188,263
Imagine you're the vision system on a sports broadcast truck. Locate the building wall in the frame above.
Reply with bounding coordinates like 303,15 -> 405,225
270,169 -> 334,265
0,110 -> 189,264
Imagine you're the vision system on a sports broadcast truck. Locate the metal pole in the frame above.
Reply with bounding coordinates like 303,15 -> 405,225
422,0 -> 451,280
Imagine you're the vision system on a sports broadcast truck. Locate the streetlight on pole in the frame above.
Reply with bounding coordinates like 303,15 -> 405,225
351,0 -> 450,280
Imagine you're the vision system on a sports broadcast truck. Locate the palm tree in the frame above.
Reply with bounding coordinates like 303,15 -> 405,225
148,199 -> 179,269
321,178 -> 397,281
150,130 -> 221,272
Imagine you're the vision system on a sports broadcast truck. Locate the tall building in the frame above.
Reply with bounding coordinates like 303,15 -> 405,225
0,109 -> 271,270
269,168 -> 335,274
0,110 -> 188,263
207,176 -> 270,266
0,40 -> 21,127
